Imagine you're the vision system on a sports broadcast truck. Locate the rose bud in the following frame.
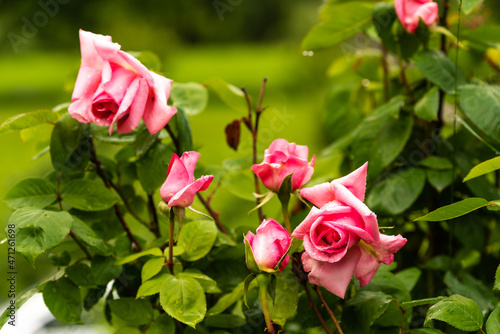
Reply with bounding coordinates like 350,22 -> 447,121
160,151 -> 213,208
245,219 -> 291,273
395,0 -> 439,33
68,30 -> 177,135
251,139 -> 315,193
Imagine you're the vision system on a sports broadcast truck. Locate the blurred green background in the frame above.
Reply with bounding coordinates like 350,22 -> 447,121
0,0 -> 341,319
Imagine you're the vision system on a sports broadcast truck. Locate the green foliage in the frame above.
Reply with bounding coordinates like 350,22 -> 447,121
203,78 -> 246,113
136,142 -> 171,194
424,294 -> 484,332
178,220 -> 217,261
42,277 -> 82,324
108,298 -> 154,325
342,291 -> 394,333
160,275 -> 207,328
414,198 -> 489,221
171,82 -> 209,116
464,156 -> 500,182
413,50 -> 465,94
0,109 -> 59,135
4,178 -> 57,209
61,179 -> 118,211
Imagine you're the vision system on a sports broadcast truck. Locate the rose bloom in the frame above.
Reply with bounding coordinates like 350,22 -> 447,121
395,0 -> 439,33
251,139 -> 315,192
245,219 -> 291,273
292,163 -> 407,298
68,30 -> 177,135
160,151 -> 213,208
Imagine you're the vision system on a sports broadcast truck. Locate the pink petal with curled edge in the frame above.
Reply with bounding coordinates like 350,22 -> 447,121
102,65 -> 138,105
301,182 -> 335,208
251,162 -> 280,192
291,207 -> 323,239
333,162 -> 368,202
116,77 -> 149,134
143,71 -> 177,134
118,50 -> 154,87
354,234 -> 407,286
302,247 -> 361,299
267,139 -> 291,156
69,66 -> 102,123
167,175 -> 214,207
330,183 -> 379,243
180,151 -> 201,183
160,154 -> 189,203
415,2 -> 438,26
78,30 -> 112,69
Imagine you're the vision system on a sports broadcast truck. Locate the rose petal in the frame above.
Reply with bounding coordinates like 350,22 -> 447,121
167,175 -> 214,207
116,77 -> 149,134
333,162 -> 368,202
301,182 -> 336,208
179,151 -> 201,184
143,71 -> 177,134
78,30 -> 112,69
302,247 -> 361,299
160,154 -> 190,203
68,66 -> 102,123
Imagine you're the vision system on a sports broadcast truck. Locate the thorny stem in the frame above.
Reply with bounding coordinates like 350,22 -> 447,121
394,300 -> 406,334
109,181 -> 149,228
57,173 -> 92,259
314,286 -> 344,334
163,124 -> 229,235
168,209 -> 175,275
90,136 -> 142,251
305,284 -> 333,334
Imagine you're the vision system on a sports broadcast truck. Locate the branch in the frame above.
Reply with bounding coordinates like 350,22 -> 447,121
314,285 -> 344,334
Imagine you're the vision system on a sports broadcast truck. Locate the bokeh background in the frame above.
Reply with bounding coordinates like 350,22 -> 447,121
0,0 -> 338,332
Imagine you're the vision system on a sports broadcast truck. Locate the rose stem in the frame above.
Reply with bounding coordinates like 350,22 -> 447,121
281,198 -> 292,234
242,84 -> 265,223
90,136 -> 142,251
314,285 -> 344,334
256,275 -> 275,334
57,173 -> 92,259
147,193 -> 161,238
164,123 -> 229,235
304,284 -> 333,334
168,209 -> 175,275
108,179 -> 149,227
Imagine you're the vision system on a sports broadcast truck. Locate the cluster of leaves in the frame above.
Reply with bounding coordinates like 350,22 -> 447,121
2,0 -> 500,333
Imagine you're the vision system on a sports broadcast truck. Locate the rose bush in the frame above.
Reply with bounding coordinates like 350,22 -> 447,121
244,219 -> 291,273
251,138 -> 315,192
395,0 -> 439,33
292,163 -> 406,298
160,151 -> 214,207
68,29 -> 177,134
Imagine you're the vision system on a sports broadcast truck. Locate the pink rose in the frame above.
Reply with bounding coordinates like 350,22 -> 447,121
68,30 -> 177,135
251,139 -> 315,192
395,0 -> 439,33
160,151 -> 214,208
292,163 -> 406,298
245,219 -> 291,273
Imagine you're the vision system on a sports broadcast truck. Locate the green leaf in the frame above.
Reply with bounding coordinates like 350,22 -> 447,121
270,268 -> 300,327
301,2 -> 375,51
48,251 -> 71,266
171,82 -> 209,116
495,264 -> 500,291
323,87 -> 363,142
463,156 -> 500,182
350,96 -> 410,180
91,255 -> 122,286
203,78 -> 246,113
413,50 -> 466,94
461,0 -> 483,14
373,3 -> 398,54
136,142 -> 171,194
420,156 -> 453,170
178,270 -> 221,294
342,291 -> 394,333
133,123 -> 160,158
444,272 -> 497,314
424,294 -> 484,331
66,263 -> 97,287
43,277 -> 82,324
130,50 -> 161,72
243,273 -> 256,308
178,220 -> 217,261
415,86 -> 440,121
160,275 -> 207,328
0,109 -> 59,135
223,171 -> 256,202
116,248 -> 163,265
71,216 -> 107,254
83,287 -> 106,310
137,273 -> 171,298
367,168 -> 426,215
174,108 -> 193,153
395,267 -> 422,292
4,178 -> 57,209
460,84 -> 500,145
50,113 -> 91,175
7,208 -> 73,265
486,307 -> 500,334
0,288 -> 38,328
146,314 -> 175,334
108,297 -> 154,325
207,282 -> 245,316
61,179 -> 117,211
414,198 -> 489,221
427,169 -> 454,193
400,297 -> 445,310
141,257 -> 165,282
